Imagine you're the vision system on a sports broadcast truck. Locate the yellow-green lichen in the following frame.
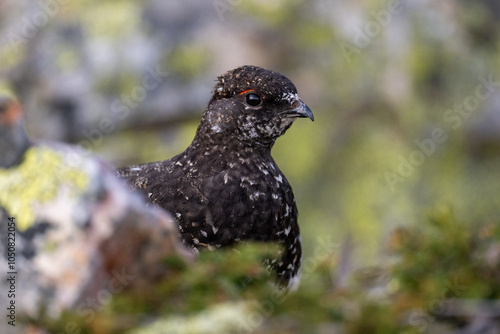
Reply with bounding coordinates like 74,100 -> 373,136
0,146 -> 90,231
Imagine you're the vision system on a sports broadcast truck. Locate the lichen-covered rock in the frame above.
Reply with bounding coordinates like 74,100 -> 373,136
0,97 -> 191,333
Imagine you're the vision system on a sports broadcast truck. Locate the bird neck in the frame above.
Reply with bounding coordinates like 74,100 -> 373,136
187,130 -> 274,169
191,120 -> 276,154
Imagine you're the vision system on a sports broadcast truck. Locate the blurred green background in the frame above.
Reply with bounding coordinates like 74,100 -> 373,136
2,0 -> 500,332
2,0 -> 500,269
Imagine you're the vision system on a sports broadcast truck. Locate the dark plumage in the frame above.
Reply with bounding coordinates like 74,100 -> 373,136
116,65 -> 314,290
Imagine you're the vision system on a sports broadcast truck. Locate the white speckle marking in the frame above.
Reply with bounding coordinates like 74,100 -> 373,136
285,204 -> 290,217
224,173 -> 229,184
282,92 -> 300,105
211,124 -> 223,133
284,225 -> 291,236
240,176 -> 257,185
275,175 -> 283,183
249,191 -> 265,201
288,272 -> 301,291
200,230 -> 208,238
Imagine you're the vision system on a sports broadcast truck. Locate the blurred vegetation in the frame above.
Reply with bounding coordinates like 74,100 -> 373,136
2,0 -> 500,332
31,209 -> 500,333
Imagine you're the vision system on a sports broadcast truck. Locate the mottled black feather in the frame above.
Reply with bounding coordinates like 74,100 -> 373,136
116,65 -> 313,290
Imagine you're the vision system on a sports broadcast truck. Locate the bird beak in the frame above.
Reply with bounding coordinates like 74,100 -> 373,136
281,101 -> 314,121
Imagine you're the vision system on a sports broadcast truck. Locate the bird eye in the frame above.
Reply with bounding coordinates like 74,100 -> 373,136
245,93 -> 262,107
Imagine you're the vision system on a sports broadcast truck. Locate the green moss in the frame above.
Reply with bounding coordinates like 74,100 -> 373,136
30,211 -> 500,333
390,208 -> 500,303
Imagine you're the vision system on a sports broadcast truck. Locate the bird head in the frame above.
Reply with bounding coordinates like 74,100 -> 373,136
200,65 -> 314,148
